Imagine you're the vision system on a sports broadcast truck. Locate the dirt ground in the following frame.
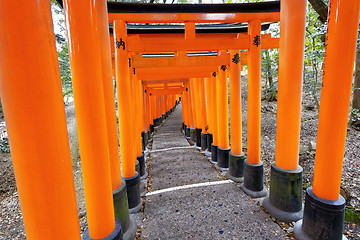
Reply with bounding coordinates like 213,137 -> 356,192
0,75 -> 359,239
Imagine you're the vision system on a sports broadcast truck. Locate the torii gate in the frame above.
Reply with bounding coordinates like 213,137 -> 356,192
0,1 -> 359,240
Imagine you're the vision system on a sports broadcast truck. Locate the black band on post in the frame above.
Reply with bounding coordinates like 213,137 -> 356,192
294,187 -> 346,240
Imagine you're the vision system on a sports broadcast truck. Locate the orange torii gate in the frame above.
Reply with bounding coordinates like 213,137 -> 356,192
0,1 -> 359,240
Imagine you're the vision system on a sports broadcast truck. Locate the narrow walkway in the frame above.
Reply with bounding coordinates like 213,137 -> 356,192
142,105 -> 287,239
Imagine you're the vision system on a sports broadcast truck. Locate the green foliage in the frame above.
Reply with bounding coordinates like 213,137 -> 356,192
345,206 -> 360,224
51,2 -> 74,103
0,138 -> 10,153
303,2 -> 327,111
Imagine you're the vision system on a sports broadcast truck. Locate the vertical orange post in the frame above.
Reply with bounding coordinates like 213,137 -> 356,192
156,96 -> 161,119
145,89 -> 151,132
228,49 -> 246,182
150,94 -> 156,126
247,19 -> 262,165
240,19 -> 267,198
229,50 -> 243,156
312,0 -> 360,201
210,71 -> 219,162
263,0 -> 306,222
63,0 -> 116,237
193,78 -> 203,147
97,0 -> 122,191
217,64 -> 229,150
0,1 -> 80,239
205,77 -> 212,135
275,1 -> 307,171
132,67 -> 143,159
113,20 -> 135,179
294,2 -> 360,239
205,77 -> 213,153
194,79 -> 202,130
185,82 -> 193,138
216,61 -> 230,170
199,78 -> 208,133
114,20 -> 141,213
189,78 -> 198,141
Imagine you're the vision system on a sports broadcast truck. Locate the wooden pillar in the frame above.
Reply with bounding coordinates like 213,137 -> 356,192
113,20 -> 136,179
247,19 -> 262,165
97,0 -> 122,191
217,63 -> 229,150
229,50 -> 243,155
312,0 -> 360,201
64,0 -> 117,237
0,1 -> 80,239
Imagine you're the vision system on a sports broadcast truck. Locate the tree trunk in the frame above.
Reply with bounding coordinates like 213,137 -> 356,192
353,50 -> 360,111
308,0 -> 329,24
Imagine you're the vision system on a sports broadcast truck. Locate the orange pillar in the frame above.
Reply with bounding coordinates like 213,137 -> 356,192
216,62 -> 230,170
217,65 -> 229,150
63,0 -> 116,238
263,0 -> 306,222
113,20 -> 135,179
240,19 -> 267,198
312,0 -> 360,201
0,1 -> 80,239
189,79 -> 198,131
205,77 -> 213,135
97,0 -> 122,191
205,77 -> 213,153
195,79 -> 203,130
229,50 -> 243,156
275,1 -> 306,171
294,2 -> 360,239
199,78 -> 208,133
144,89 -> 151,131
247,19 -> 262,165
210,72 -> 219,162
132,67 -> 143,159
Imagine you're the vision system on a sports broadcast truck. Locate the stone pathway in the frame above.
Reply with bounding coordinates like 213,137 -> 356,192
141,105 -> 288,239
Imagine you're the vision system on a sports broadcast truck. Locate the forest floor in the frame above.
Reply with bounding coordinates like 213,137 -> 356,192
0,76 -> 360,239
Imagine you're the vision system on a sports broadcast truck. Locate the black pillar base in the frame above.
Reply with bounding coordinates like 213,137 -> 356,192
135,160 -> 140,176
206,133 -> 213,152
112,183 -> 137,240
145,131 -> 150,145
149,124 -> 154,134
226,153 -> 245,183
201,133 -> 208,151
210,144 -> 218,164
190,128 -> 196,142
137,153 -> 147,179
216,147 -> 230,171
185,128 -> 191,138
262,163 -> 303,222
195,128 -> 202,148
240,160 -> 268,198
141,131 -> 146,151
293,187 -> 346,240
82,218 -> 122,240
182,122 -> 185,132
123,172 -> 142,213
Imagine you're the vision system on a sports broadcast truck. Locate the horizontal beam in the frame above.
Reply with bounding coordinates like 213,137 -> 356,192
124,35 -> 278,52
107,2 -> 280,14
147,88 -> 185,96
108,23 -> 272,35
132,53 -> 230,68
137,66 -> 217,80
108,12 -> 280,24
143,79 -> 188,84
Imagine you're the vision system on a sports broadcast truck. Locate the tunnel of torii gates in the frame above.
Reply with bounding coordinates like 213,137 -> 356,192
0,0 -> 359,240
